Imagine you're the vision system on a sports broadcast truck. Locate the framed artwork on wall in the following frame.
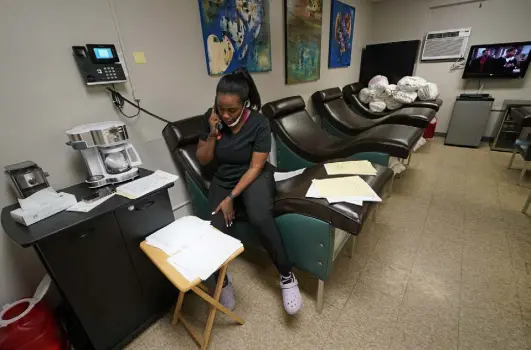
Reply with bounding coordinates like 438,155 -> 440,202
284,0 -> 323,84
328,0 -> 355,68
197,0 -> 272,76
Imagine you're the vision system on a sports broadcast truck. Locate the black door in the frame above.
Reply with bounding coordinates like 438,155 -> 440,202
38,213 -> 148,350
115,191 -> 177,314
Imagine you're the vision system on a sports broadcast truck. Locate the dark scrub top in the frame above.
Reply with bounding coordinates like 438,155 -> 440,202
200,108 -> 273,188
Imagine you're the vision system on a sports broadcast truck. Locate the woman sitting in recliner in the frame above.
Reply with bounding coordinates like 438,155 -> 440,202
195,68 -> 302,315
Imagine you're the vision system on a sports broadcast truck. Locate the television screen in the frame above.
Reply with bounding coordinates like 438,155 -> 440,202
462,42 -> 531,79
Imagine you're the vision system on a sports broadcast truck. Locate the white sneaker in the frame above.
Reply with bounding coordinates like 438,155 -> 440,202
280,273 -> 303,315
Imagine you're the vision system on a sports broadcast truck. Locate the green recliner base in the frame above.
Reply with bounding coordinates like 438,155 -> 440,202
185,174 -> 333,281
275,135 -> 389,172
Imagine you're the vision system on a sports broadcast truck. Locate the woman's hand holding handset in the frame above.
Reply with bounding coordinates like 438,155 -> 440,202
208,104 -> 221,137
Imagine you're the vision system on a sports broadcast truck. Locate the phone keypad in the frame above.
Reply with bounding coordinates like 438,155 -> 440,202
99,65 -> 124,81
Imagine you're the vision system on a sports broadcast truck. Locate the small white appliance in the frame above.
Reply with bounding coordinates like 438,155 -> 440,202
421,27 -> 471,61
66,121 -> 142,188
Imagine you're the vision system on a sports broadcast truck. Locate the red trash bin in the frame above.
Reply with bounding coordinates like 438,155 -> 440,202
0,276 -> 68,350
423,117 -> 437,139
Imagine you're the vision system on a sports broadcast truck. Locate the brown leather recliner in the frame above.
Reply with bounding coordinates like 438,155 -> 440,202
262,96 -> 420,164
313,87 -> 434,129
162,114 -> 393,236
310,88 -> 424,150
343,82 -> 443,119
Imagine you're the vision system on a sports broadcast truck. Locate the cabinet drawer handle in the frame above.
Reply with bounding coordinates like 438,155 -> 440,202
129,200 -> 155,212
77,228 -> 95,239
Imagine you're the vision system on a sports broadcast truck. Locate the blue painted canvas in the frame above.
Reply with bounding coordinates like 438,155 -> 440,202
328,0 -> 355,68
197,0 -> 272,76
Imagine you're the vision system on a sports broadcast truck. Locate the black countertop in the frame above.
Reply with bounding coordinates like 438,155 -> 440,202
1,168 -> 174,247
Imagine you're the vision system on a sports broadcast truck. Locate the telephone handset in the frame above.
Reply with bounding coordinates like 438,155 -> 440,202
72,44 -> 127,85
214,97 -> 224,132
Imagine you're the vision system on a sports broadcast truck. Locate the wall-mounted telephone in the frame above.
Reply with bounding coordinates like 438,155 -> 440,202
72,44 -> 127,85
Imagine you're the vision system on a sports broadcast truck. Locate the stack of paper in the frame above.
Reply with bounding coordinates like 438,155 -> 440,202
145,216 -> 243,282
67,193 -> 115,213
305,176 -> 381,206
116,170 -> 179,199
324,160 -> 377,176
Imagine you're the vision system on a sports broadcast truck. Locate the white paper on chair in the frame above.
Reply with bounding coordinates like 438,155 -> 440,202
324,160 -> 377,176
305,183 -> 363,206
274,168 -> 306,182
308,176 -> 382,204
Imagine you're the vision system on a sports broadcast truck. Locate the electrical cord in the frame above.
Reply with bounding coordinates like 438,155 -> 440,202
106,86 -> 171,123
109,85 -> 140,118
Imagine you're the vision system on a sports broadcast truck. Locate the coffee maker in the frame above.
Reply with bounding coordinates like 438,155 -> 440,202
66,121 -> 142,188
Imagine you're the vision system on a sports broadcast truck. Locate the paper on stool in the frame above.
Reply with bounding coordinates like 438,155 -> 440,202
324,160 -> 377,176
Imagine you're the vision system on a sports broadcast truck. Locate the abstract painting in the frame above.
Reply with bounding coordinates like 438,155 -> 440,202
198,0 -> 272,75
284,0 -> 323,84
328,0 -> 355,68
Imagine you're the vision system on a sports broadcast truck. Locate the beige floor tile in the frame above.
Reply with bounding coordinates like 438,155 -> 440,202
358,257 -> 410,298
191,293 -> 316,350
301,252 -> 368,310
503,208 -> 531,235
374,196 -> 430,227
392,169 -> 436,200
354,220 -> 381,256
389,299 -> 458,350
125,313 -> 202,350
462,228 -> 510,258
524,318 -> 531,350
507,233 -> 531,272
371,223 -> 422,270
423,204 -> 465,232
324,283 -> 402,350
459,306 -> 526,350
462,215 -> 506,236
411,227 -> 463,283
406,268 -> 461,310
239,275 -> 341,348
461,268 -> 520,314
515,268 -> 531,320
303,276 -> 355,311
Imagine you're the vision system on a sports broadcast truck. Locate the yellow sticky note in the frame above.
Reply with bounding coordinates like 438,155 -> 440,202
133,51 -> 146,64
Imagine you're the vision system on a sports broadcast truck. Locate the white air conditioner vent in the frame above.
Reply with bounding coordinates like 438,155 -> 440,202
421,28 -> 471,61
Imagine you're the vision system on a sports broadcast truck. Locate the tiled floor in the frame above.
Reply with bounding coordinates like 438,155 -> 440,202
127,137 -> 531,350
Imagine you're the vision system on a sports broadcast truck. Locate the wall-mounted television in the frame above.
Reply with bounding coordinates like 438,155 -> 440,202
462,41 -> 531,79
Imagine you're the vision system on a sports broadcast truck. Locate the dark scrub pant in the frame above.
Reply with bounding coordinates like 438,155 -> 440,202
208,169 -> 292,276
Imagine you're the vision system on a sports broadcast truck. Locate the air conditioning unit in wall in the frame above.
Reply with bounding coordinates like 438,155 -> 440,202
421,28 -> 471,61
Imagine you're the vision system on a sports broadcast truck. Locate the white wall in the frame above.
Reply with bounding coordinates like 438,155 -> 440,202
370,0 -> 531,135
0,0 -> 372,306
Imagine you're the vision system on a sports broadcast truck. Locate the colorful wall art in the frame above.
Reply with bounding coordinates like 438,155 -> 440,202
328,0 -> 355,68
198,0 -> 272,75
284,0 -> 323,84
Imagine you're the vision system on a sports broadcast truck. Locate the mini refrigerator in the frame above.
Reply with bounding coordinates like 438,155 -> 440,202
445,95 -> 494,147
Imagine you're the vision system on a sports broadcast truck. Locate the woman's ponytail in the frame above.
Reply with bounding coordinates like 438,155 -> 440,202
217,67 -> 261,111
233,68 -> 261,111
